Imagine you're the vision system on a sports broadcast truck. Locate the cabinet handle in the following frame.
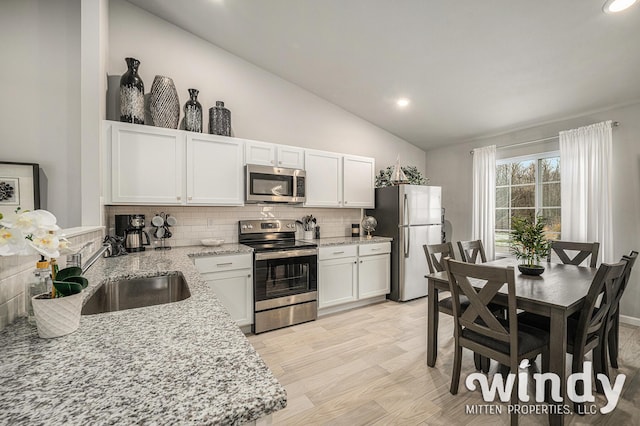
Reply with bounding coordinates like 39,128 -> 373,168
217,262 -> 233,267
360,260 -> 363,263
354,261 -> 357,264
248,274 -> 251,278
279,161 -> 282,165
177,196 -> 181,201
333,251 -> 344,254
188,196 -> 193,201
371,248 -> 381,251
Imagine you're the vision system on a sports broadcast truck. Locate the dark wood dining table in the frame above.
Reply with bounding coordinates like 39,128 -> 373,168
426,258 -> 597,426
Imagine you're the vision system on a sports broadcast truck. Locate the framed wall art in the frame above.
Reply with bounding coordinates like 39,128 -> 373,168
0,162 -> 40,219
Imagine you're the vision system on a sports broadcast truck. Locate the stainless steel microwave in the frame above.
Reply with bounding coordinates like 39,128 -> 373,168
245,164 -> 306,204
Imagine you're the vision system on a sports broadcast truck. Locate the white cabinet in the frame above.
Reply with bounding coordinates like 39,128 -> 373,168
304,150 -> 343,207
110,122 -> 185,204
343,155 -> 375,208
318,242 -> 390,310
318,245 -> 358,308
305,150 -> 375,208
245,140 -> 305,169
194,253 -> 253,327
186,135 -> 244,205
104,121 -> 243,206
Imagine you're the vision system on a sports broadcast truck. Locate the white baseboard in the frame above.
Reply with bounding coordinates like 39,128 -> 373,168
619,314 -> 640,327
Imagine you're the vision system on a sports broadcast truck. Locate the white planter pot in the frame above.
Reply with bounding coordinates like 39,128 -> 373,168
31,292 -> 83,338
303,231 -> 314,240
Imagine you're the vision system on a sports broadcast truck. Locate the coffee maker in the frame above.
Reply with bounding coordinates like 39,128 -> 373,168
115,214 -> 150,252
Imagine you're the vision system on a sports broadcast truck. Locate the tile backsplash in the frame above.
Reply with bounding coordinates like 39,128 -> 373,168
0,228 -> 105,331
104,205 -> 363,248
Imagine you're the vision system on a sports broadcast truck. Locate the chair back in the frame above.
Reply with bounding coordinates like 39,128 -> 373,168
573,260 -> 628,360
606,251 -> 638,325
457,240 -> 487,264
547,240 -> 600,267
444,259 -> 517,355
423,242 -> 456,274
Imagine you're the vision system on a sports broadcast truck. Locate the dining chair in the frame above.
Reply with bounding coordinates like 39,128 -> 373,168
547,240 -> 600,268
601,251 -> 638,371
519,259 -> 628,411
457,239 -> 487,264
444,258 -> 549,426
424,243 -> 487,372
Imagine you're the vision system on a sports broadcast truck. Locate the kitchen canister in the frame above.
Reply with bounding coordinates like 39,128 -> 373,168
351,223 -> 360,237
119,57 -> 145,124
184,88 -> 202,132
209,101 -> 231,136
150,75 -> 180,129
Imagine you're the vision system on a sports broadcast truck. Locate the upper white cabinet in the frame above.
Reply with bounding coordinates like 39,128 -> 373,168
104,121 -> 242,206
305,150 -> 375,208
110,122 -> 185,204
245,140 -> 304,169
304,150 -> 343,207
186,135 -> 244,205
343,155 -> 375,208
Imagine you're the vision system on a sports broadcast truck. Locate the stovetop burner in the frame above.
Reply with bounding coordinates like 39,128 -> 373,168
238,219 -> 317,252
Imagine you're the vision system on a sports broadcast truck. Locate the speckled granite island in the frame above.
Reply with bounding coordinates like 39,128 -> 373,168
0,244 -> 286,425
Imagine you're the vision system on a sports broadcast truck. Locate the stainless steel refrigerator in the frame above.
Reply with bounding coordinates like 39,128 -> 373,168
366,185 -> 442,301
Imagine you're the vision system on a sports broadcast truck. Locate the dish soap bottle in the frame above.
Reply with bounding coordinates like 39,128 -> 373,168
28,257 -> 52,325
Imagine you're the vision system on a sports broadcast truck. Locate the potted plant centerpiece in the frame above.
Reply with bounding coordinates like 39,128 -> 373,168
509,214 -> 552,276
0,208 -> 88,338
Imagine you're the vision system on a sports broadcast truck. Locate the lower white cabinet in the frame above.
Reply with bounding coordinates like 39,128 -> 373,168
318,242 -> 390,310
194,253 -> 253,327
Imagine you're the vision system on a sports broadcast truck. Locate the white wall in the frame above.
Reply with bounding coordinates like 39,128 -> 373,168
425,101 -> 640,320
0,0 -> 81,229
108,0 -> 425,176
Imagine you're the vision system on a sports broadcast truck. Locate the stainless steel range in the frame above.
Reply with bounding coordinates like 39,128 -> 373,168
239,219 -> 318,334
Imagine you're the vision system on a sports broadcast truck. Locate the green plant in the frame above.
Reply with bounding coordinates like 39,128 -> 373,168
509,214 -> 551,266
375,165 -> 429,188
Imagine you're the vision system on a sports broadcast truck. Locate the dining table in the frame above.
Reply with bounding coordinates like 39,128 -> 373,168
426,257 -> 597,426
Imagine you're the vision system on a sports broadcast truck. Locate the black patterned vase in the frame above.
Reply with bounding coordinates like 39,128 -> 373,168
184,88 -> 202,132
209,101 -> 231,136
150,75 -> 180,129
119,57 -> 145,124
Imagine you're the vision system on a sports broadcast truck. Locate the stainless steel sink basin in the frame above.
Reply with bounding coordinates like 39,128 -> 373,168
82,272 -> 191,315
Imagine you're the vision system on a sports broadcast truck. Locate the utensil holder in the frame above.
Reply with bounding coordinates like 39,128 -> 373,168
303,231 -> 314,240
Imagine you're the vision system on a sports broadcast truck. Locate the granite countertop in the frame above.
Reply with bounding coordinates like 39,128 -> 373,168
0,243 -> 286,425
307,236 -> 393,247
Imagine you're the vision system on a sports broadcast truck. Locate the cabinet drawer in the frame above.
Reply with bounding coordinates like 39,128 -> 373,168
358,242 -> 391,257
194,253 -> 252,273
319,244 -> 358,260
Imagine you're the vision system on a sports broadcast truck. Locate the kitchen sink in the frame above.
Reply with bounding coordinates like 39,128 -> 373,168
81,272 -> 191,315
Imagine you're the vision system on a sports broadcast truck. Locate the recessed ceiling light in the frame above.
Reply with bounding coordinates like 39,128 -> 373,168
603,0 -> 637,13
396,98 -> 410,108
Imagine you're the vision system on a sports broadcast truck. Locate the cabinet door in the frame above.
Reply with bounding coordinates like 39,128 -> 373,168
304,150 -> 343,207
204,268 -> 253,326
111,124 -> 184,204
358,253 -> 390,299
318,256 -> 358,308
276,145 -> 305,169
343,155 -> 375,208
245,140 -> 276,166
186,135 -> 244,205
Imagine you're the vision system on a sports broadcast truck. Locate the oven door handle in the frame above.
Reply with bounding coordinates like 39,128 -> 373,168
255,248 -> 318,260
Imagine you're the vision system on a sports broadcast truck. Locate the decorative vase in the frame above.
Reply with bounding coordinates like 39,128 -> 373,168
303,231 -> 314,240
119,57 -> 145,124
209,101 -> 231,136
184,88 -> 202,132
150,75 -> 180,129
31,292 -> 84,338
518,264 -> 545,276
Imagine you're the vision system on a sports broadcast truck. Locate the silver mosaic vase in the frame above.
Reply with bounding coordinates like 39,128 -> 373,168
209,101 -> 231,136
184,88 -> 202,132
150,75 -> 180,129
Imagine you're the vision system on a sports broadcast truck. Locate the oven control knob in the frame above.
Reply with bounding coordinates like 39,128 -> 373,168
247,224 -> 254,229
241,225 -> 247,229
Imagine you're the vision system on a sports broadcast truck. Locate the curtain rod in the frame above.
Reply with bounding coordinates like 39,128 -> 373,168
469,121 -> 619,155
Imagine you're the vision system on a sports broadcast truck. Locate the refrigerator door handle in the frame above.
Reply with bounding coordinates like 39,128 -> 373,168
404,194 -> 411,257
404,193 -> 410,227
404,226 -> 410,258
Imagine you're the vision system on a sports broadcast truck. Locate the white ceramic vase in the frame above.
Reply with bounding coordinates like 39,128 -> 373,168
303,231 -> 314,240
31,292 -> 84,338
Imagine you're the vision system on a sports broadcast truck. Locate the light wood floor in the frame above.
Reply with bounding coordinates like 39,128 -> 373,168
247,299 -> 640,425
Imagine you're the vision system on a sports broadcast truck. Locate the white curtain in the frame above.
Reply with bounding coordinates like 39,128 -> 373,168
559,120 -> 613,263
472,145 -> 496,260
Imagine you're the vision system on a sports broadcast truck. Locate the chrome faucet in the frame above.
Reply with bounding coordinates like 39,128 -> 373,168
81,243 -> 111,274
66,241 -> 94,268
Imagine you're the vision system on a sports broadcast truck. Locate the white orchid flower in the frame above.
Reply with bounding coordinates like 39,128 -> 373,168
28,232 -> 60,258
0,227 -> 27,256
57,237 -> 78,255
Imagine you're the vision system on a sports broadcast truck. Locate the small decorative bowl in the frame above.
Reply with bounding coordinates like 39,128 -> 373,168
518,264 -> 545,276
201,239 -> 224,247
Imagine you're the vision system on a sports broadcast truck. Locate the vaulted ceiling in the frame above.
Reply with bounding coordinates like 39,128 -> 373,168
127,0 -> 640,150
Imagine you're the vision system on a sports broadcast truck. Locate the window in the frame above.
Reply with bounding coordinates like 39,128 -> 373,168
495,152 -> 561,255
